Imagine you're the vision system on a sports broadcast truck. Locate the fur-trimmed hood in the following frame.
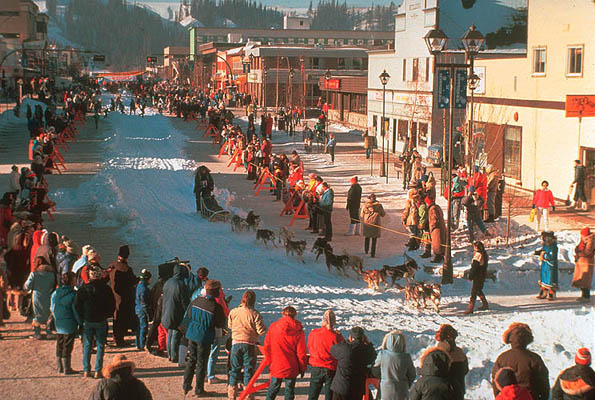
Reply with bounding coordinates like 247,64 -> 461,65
502,322 -> 533,349
419,347 -> 451,377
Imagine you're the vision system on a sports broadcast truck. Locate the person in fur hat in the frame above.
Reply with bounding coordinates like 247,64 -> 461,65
89,354 -> 152,399
491,322 -> 549,400
572,227 -> 594,302
108,245 -> 138,347
552,348 -> 595,400
434,324 -> 468,400
410,348 -> 456,400
493,367 -> 533,400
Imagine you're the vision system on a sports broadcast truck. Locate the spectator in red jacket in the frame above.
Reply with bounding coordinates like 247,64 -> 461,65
532,180 -> 555,232
472,166 -> 488,205
307,310 -> 345,400
494,367 -> 534,400
264,306 -> 308,400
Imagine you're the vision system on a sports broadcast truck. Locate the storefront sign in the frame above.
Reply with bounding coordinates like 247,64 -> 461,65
324,78 -> 340,90
472,66 -> 486,95
437,69 -> 450,109
566,95 -> 595,117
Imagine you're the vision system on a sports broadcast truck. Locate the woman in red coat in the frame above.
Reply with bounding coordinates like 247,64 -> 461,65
532,180 -> 555,232
264,306 -> 307,400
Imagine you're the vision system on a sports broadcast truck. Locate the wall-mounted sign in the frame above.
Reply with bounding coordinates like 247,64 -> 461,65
472,66 -> 486,95
566,95 -> 595,118
324,78 -> 340,90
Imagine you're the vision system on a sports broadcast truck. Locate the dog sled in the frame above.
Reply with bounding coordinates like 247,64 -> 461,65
199,194 -> 230,222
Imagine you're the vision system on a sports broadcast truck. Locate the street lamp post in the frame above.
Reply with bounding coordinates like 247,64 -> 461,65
324,69 -> 331,150
424,24 -> 485,285
263,66 -> 268,112
289,68 -> 295,139
379,70 -> 391,183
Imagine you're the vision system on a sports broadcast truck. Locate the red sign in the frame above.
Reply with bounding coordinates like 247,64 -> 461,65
324,78 -> 340,90
566,95 -> 595,117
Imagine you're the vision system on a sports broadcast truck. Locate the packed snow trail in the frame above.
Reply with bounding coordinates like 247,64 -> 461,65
51,106 -> 593,399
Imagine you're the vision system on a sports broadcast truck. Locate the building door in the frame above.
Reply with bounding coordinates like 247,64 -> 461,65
582,147 -> 595,206
410,122 -> 418,150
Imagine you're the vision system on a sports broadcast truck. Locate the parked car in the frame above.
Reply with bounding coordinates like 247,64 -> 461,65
426,144 -> 443,167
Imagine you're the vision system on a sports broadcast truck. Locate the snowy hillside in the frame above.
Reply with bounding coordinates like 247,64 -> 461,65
42,94 -> 595,399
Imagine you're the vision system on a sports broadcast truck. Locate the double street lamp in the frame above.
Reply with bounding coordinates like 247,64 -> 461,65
379,69 -> 390,183
424,24 -> 485,284
324,69 -> 331,148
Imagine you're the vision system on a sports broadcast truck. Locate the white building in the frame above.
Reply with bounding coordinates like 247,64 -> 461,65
283,14 -> 311,30
367,0 -> 522,160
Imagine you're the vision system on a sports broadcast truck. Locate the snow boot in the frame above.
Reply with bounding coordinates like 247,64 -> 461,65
548,290 -> 556,301
33,325 -> 43,340
227,385 -> 238,400
463,298 -> 475,315
344,224 -> 355,236
354,223 -> 360,236
536,289 -> 547,299
64,356 -> 76,375
420,246 -> 432,258
57,357 -> 64,373
479,294 -> 489,310
431,254 -> 444,263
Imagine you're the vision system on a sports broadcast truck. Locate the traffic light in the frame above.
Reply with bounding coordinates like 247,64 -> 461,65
462,0 -> 476,8
93,55 -> 106,62
147,56 -> 157,63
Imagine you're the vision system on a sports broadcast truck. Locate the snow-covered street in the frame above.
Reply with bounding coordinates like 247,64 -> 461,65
36,101 -> 594,399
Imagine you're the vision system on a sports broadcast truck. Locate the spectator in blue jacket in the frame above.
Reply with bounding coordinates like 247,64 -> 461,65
326,134 -> 337,164
161,263 -> 190,363
319,182 -> 334,241
374,330 -> 416,400
181,279 -> 226,397
25,255 -> 57,339
135,269 -> 152,351
51,271 -> 81,374
56,239 -> 78,275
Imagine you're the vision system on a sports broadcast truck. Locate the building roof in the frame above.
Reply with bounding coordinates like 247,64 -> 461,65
247,46 -> 369,58
190,26 -> 393,40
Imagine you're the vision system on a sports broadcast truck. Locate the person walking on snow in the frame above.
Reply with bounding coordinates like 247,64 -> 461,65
552,348 -> 595,400
373,330 -> 415,400
227,290 -> 267,400
361,194 -> 385,258
532,180 -> 555,232
491,322 -> 549,400
464,241 -> 489,314
307,310 -> 345,400
536,231 -> 559,300
345,177 -> 362,236
263,306 -> 308,400
572,227 -> 594,302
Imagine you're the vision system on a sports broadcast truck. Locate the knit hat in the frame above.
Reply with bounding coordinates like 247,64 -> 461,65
435,324 -> 458,342
350,176 -> 358,184
321,310 -> 336,329
204,279 -> 221,291
575,348 -> 591,366
81,244 -> 93,256
139,268 -> 152,281
581,227 -> 591,237
118,245 -> 130,259
101,354 -> 135,379
87,248 -> 98,261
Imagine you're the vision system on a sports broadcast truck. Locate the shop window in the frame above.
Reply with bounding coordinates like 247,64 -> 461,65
425,58 -> 430,82
418,122 -> 428,147
532,48 -> 546,75
397,119 -> 408,142
349,94 -> 366,114
567,45 -> 583,76
412,58 -> 419,82
503,125 -> 522,179
311,57 -> 319,69
337,58 -> 345,70
353,58 -> 362,70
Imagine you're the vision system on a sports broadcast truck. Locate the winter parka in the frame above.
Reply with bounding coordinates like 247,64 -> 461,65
135,280 -> 152,317
161,265 -> 190,330
374,331 -> 416,400
361,200 -> 386,238
25,262 -> 57,324
307,326 -> 345,371
410,348 -> 456,400
346,183 -> 362,221
89,368 -> 153,400
181,294 -> 225,345
57,250 -> 77,275
50,284 -> 81,334
330,338 -> 377,399
436,341 -> 468,400
320,188 -> 334,212
572,232 -> 594,290
428,204 -> 446,256
552,364 -> 595,400
495,384 -> 534,400
263,315 -> 308,379
75,279 -> 116,323
492,323 -> 549,400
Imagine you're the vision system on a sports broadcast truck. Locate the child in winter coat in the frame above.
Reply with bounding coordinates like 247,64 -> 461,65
25,255 -> 57,339
50,272 -> 81,374
552,348 -> 595,400
493,367 -> 533,400
135,269 -> 152,351
374,330 -> 416,400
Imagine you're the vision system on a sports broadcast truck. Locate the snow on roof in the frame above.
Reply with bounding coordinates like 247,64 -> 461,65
179,16 -> 203,28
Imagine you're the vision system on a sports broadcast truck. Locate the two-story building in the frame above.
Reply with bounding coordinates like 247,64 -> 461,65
473,0 -> 595,205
